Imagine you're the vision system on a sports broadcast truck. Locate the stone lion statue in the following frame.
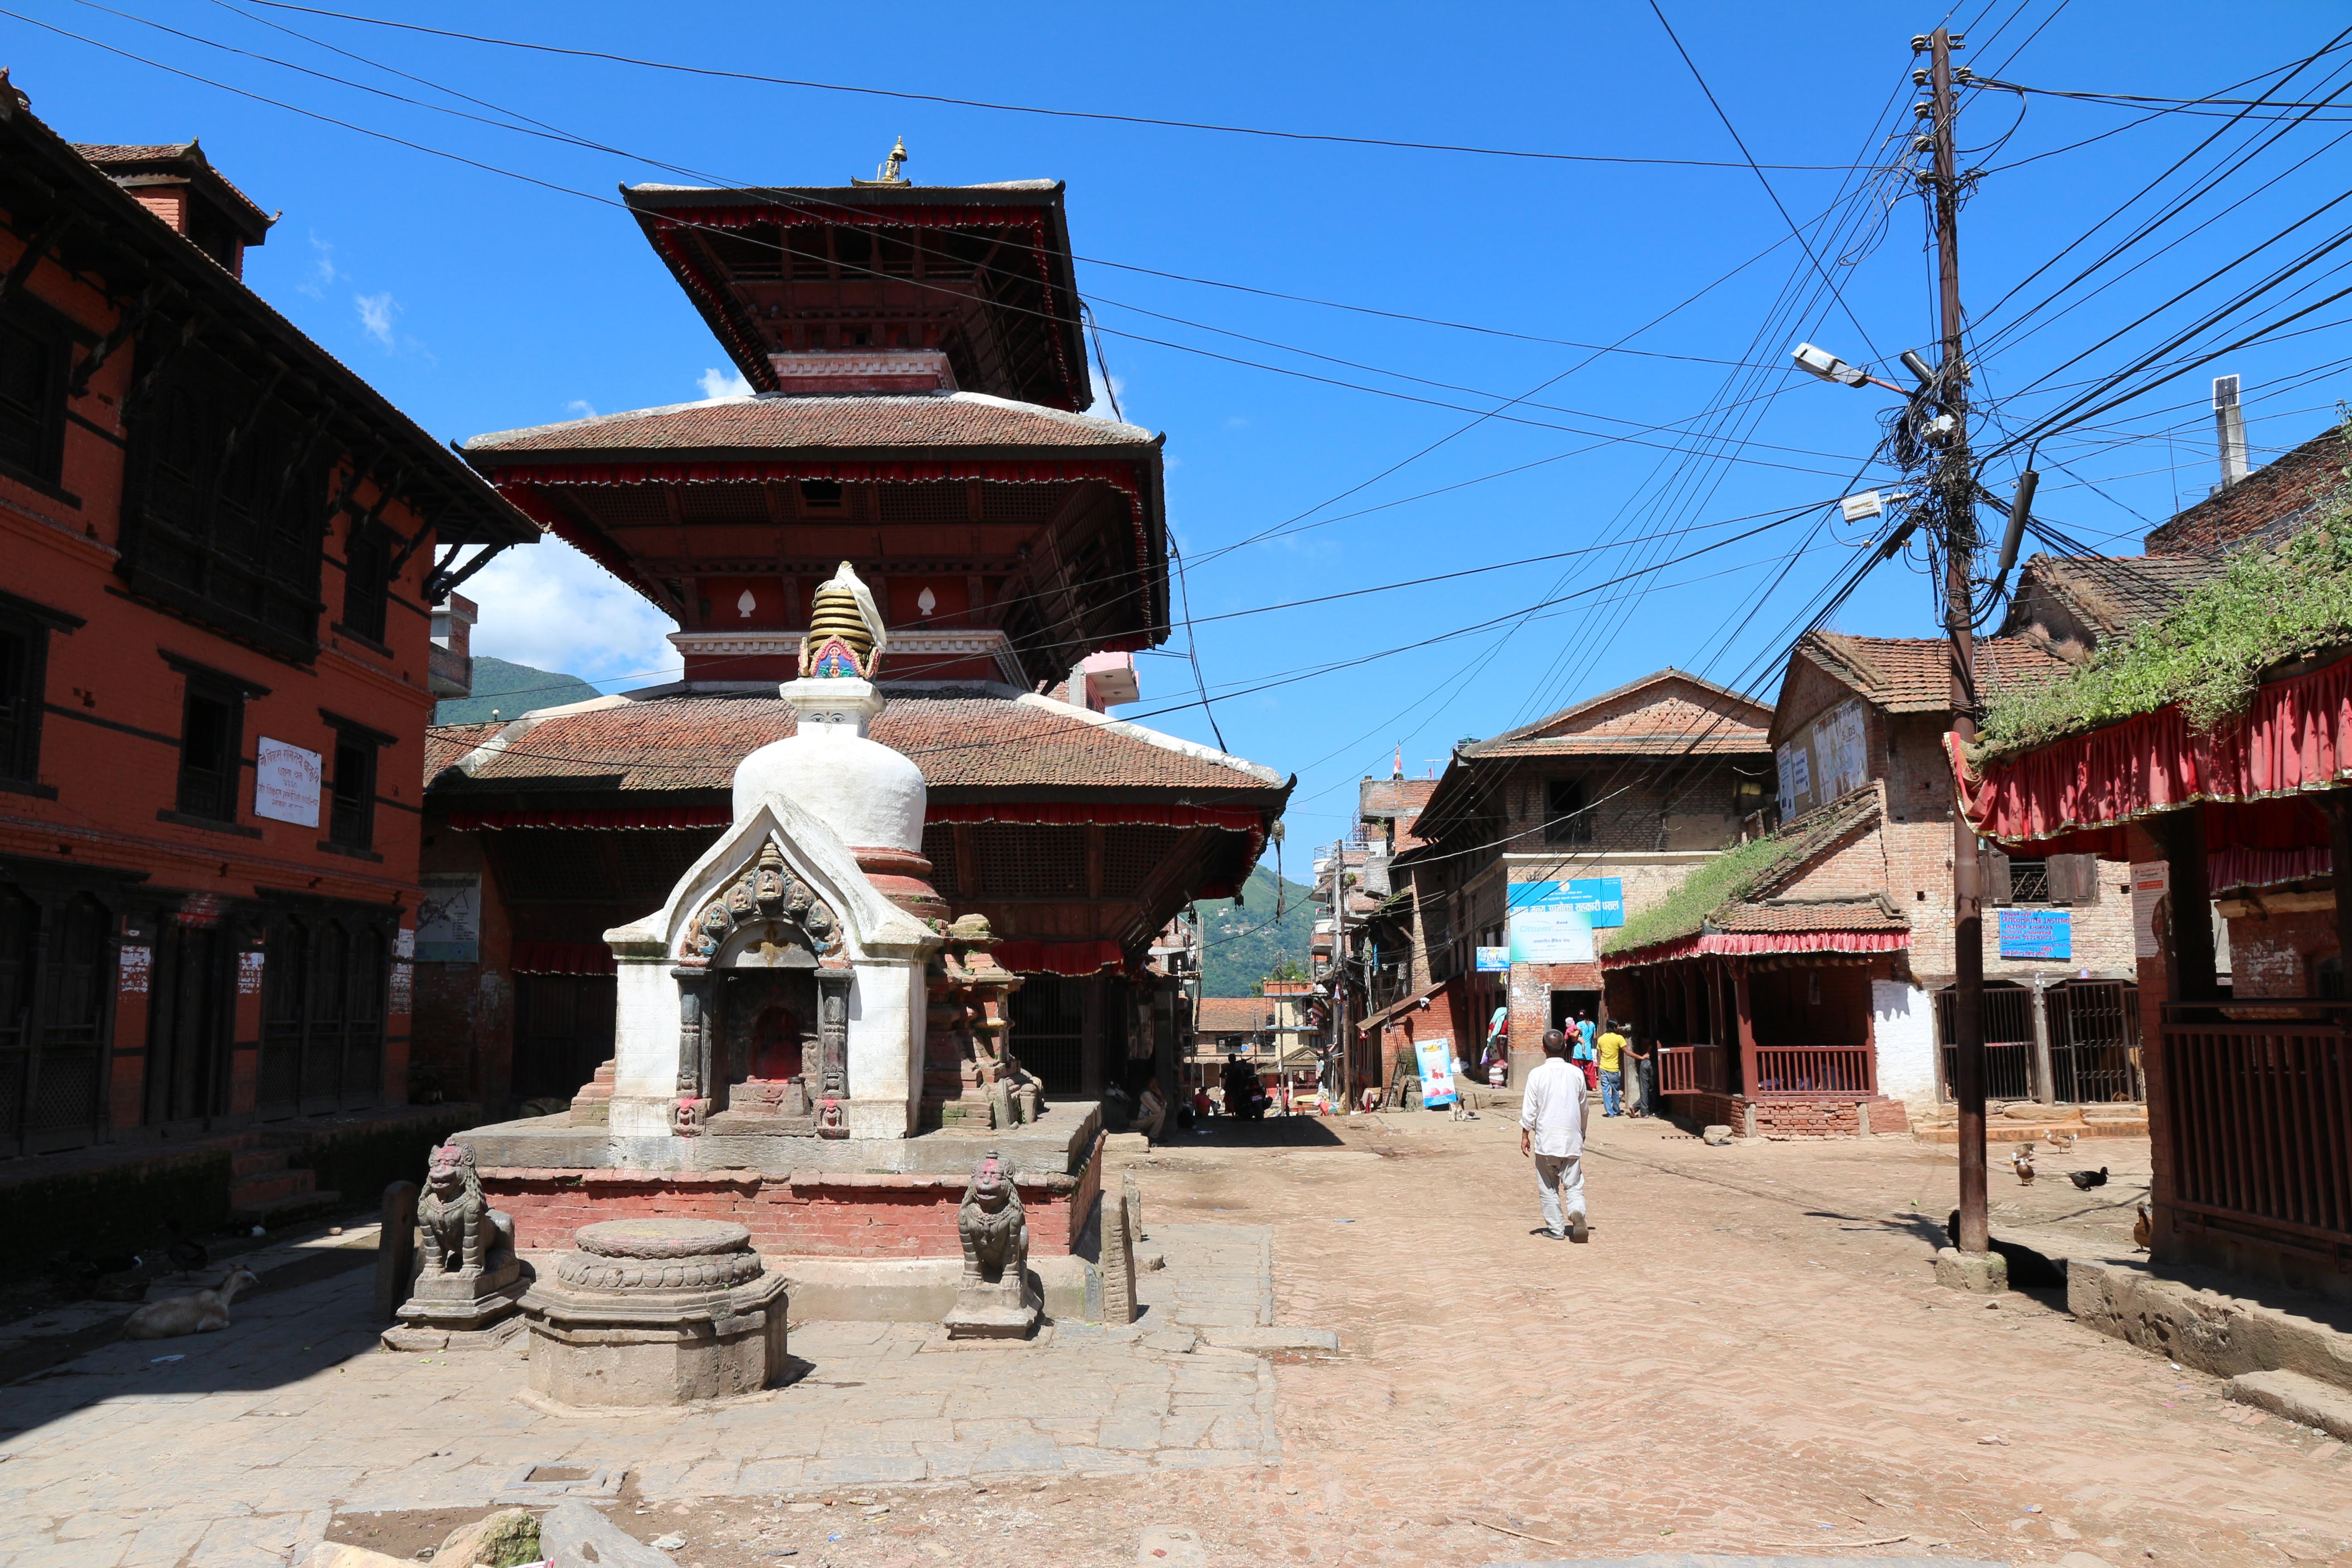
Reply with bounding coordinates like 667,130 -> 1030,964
419,1140 -> 515,1274
956,1149 -> 1028,1289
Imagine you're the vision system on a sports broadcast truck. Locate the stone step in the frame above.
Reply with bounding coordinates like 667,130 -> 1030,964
228,1188 -> 343,1231
228,1168 -> 317,1209
230,1147 -> 290,1179
2230,1368 -> 2352,1439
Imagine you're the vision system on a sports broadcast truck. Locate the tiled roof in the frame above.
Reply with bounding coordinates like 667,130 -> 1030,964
423,690 -> 1284,797
1196,997 -> 1276,1034
74,142 -> 195,162
2008,553 -> 2225,640
1468,668 -> 1774,758
2145,424 -> 2348,556
1712,897 -> 1905,934
72,140 -> 274,232
1799,632 -> 2072,713
466,392 -> 1153,457
423,723 -> 503,783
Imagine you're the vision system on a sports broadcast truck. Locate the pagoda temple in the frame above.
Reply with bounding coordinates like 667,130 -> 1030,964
414,168 -> 1290,1121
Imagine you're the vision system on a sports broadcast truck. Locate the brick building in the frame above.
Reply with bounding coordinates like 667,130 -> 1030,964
1360,670 -> 1774,1094
0,91 -> 534,1166
1756,632 -> 2142,1113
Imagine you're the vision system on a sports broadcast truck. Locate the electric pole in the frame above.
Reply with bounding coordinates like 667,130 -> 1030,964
1924,24 -> 1991,1255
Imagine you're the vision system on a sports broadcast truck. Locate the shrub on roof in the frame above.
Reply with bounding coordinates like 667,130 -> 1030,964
1600,829 -> 1807,955
1978,421 -> 2352,762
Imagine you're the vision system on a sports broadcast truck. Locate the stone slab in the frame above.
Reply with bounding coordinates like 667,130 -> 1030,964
540,1501 -> 676,1568
2069,1259 -> 2352,1392
777,1254 -> 1088,1322
1196,1325 -> 1339,1352
1482,1560 -> 2008,1568
456,1104 -> 1102,1179
2230,1367 -> 2352,1439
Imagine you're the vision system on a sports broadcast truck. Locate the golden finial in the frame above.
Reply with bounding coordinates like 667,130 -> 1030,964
799,561 -> 887,679
853,137 -> 909,187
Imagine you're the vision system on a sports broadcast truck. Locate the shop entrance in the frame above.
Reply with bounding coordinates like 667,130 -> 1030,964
1549,989 -> 1602,1035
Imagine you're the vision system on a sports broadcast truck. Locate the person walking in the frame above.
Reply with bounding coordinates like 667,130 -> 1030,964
1572,1015 -> 1600,1093
1519,1029 -> 1591,1241
1596,1020 -> 1627,1117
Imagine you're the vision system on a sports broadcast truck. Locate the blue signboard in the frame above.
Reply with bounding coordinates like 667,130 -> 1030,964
1475,946 -> 1511,973
1997,908 -> 2072,960
1504,879 -> 1623,965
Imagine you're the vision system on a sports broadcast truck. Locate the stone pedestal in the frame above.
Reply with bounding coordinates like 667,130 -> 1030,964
945,1273 -> 1041,1339
519,1218 -> 787,1409
382,1254 -> 528,1350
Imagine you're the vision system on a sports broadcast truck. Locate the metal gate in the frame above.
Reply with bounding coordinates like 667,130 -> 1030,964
1008,973 -> 1087,1098
1937,983 -> 2034,1101
2051,980 -> 2142,1102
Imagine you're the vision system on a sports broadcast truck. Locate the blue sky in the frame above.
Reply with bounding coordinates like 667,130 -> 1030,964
9,1 -> 2351,840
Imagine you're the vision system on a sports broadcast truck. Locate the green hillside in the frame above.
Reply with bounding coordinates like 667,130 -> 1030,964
1197,860 -> 1320,997
433,656 -> 604,725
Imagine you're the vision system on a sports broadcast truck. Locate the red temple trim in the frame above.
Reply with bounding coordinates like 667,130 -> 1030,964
1600,930 -> 1910,969
1950,652 -> 2352,857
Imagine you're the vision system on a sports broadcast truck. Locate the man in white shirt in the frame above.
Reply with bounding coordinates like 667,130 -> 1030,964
1519,1028 -> 1591,1241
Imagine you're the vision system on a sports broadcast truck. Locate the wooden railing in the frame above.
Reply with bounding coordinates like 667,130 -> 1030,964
1655,1044 -> 1727,1096
2161,1008 -> 2352,1257
1751,1044 -> 1876,1096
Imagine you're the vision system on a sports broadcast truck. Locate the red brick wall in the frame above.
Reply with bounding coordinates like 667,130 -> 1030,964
2222,904 -> 2333,997
484,1167 -> 1092,1258
0,197 -> 433,1129
1661,1089 -> 1910,1138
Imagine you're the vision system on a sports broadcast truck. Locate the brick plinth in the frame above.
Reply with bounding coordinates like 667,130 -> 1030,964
1662,1091 -> 1909,1139
484,1134 -> 1105,1259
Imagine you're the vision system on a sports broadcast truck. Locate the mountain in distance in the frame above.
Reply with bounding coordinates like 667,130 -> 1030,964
432,656 -> 603,725
1196,859 -> 1320,998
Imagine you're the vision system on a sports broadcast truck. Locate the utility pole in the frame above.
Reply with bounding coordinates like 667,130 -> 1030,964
1924,24 -> 1990,1256
1328,838 -> 1347,1103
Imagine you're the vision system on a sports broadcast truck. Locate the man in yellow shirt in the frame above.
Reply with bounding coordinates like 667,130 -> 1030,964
1596,1022 -> 1627,1117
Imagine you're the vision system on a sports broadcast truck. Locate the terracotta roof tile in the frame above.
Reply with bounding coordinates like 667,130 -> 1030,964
422,722 -> 504,784
1712,898 -> 1905,934
1470,669 -> 1774,756
466,392 -> 1153,457
1358,778 -> 1438,818
2145,423 -> 2348,556
2007,553 -> 2226,641
1800,632 -> 2071,713
425,690 -> 1283,797
1196,997 -> 1277,1034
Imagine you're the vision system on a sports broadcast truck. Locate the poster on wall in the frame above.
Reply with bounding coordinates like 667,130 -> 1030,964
1818,699 -> 1870,802
253,738 -> 323,827
1775,742 -> 1811,817
389,961 -> 413,1014
1413,1036 -> 1457,1108
1505,879 -> 1622,965
1475,946 -> 1510,973
236,951 -> 265,995
1997,908 -> 2072,960
2131,862 -> 2168,960
416,873 -> 482,963
118,945 -> 150,995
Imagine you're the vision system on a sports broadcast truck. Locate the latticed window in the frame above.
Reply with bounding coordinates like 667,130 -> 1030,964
921,823 -> 960,898
969,824 -> 1087,899
123,352 -> 329,660
1102,827 -> 1185,898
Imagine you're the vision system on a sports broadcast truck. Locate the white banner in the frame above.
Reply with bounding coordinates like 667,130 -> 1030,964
253,737 -> 322,827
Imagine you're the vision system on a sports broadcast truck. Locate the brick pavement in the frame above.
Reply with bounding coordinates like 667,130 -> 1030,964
2,1112 -> 2347,1568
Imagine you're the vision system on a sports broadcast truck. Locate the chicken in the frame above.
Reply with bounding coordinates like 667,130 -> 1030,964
2133,1202 -> 2153,1250
2011,1148 -> 2036,1184
2067,1166 -> 2110,1191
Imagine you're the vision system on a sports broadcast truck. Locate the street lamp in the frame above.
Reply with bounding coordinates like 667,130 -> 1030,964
1791,342 -> 1908,396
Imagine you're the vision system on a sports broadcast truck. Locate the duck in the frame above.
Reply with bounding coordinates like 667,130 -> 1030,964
122,1267 -> 258,1340
2067,1166 -> 2110,1191
2011,1148 -> 2036,1184
2047,1131 -> 2080,1152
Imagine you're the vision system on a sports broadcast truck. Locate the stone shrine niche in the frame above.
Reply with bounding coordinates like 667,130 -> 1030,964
672,839 -> 854,1137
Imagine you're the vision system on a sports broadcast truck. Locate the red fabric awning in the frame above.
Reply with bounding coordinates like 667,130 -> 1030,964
992,939 -> 1128,976
453,802 -> 1266,835
1950,653 -> 2352,856
511,941 -> 618,976
1600,930 -> 1910,970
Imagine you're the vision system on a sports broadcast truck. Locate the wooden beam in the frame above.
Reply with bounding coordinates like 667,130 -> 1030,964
0,209 -> 76,312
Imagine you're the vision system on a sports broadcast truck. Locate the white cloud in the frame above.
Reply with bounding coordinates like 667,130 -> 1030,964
697,366 -> 754,401
461,535 -> 680,694
355,291 -> 398,348
565,399 -> 598,419
299,231 -> 343,299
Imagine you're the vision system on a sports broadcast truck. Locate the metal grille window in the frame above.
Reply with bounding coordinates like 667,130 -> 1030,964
0,885 -> 113,1157
1008,973 -> 1087,1097
328,733 -> 378,850
175,681 -> 242,821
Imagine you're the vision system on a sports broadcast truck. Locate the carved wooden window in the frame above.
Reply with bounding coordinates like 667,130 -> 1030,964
0,885 -> 113,1157
338,519 -> 390,645
1543,779 -> 1592,846
327,730 -> 379,851
122,349 -> 329,662
174,677 -> 243,822
0,607 -> 49,786
921,823 -> 960,898
1102,827 -> 1185,898
0,299 -> 70,487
